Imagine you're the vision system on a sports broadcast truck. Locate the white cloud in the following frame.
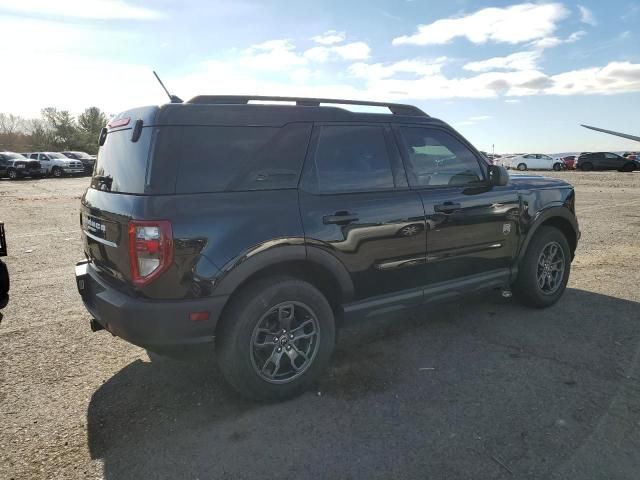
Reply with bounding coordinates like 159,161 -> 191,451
349,58 -> 446,79
470,115 -> 492,121
465,30 -> 587,74
464,51 -> 541,72
332,42 -> 371,60
547,61 -> 640,95
567,30 -> 587,42
530,30 -> 586,48
392,3 -> 569,46
312,30 -> 346,45
505,99 -> 521,103
0,0 -> 161,20
240,39 -> 307,70
304,42 -> 371,62
578,5 -> 597,26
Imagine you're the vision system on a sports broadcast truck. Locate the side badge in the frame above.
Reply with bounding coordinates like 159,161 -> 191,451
503,223 -> 511,235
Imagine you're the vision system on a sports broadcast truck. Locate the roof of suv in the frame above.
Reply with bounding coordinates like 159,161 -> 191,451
110,96 -> 449,129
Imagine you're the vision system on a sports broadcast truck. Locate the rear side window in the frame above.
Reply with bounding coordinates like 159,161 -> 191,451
175,123 -> 312,194
92,127 -> 154,194
306,125 -> 394,193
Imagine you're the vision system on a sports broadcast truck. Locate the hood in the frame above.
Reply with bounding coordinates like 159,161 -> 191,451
508,174 -> 572,189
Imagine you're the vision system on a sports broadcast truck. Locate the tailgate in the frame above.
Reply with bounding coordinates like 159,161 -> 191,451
81,189 -> 134,285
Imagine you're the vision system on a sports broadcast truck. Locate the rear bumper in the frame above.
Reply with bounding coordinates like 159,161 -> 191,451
75,261 -> 227,351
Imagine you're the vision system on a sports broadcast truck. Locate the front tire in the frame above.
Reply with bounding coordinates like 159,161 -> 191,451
553,163 -> 563,171
7,169 -> 19,180
517,163 -> 527,171
512,226 -> 571,308
216,276 -> 335,402
52,167 -> 63,178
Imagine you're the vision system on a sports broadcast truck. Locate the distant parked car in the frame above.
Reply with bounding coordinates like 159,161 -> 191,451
0,152 -> 45,180
62,151 -> 96,175
622,152 -> 639,160
23,152 -> 85,177
576,152 -> 639,172
562,155 -> 576,169
507,153 -> 565,171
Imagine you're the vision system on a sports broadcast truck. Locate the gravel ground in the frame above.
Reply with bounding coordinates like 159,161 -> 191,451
1,171 -> 639,480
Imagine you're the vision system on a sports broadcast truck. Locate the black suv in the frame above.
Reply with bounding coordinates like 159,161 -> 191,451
576,152 -> 639,171
76,96 -> 579,401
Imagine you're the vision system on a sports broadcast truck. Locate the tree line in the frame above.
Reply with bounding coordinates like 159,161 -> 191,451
0,107 -> 109,155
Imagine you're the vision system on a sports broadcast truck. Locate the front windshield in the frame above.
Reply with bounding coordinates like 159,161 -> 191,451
73,152 -> 92,159
47,153 -> 67,159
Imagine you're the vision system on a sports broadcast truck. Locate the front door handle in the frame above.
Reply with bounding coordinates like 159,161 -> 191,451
323,212 -> 359,225
434,202 -> 462,213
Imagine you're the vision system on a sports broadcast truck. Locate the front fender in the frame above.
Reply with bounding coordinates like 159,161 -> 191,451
516,203 -> 579,264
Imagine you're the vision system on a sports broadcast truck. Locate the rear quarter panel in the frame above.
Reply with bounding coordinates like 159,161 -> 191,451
129,190 -> 305,299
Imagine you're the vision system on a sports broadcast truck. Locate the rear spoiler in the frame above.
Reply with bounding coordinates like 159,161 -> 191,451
0,223 -> 7,257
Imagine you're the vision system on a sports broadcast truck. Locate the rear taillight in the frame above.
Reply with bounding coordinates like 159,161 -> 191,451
128,220 -> 173,287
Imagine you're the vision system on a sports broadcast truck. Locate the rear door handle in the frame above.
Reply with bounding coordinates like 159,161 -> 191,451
323,212 -> 359,225
434,202 -> 462,213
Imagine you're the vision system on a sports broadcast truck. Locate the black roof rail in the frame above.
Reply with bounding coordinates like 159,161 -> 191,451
186,95 -> 428,117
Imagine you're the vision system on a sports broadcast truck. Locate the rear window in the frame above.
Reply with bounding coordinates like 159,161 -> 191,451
174,123 -> 312,194
92,127 -> 154,194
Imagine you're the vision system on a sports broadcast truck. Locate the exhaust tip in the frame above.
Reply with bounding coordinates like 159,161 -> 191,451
90,318 -> 104,332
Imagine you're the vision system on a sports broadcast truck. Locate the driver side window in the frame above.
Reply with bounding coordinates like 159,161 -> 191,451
398,127 -> 484,187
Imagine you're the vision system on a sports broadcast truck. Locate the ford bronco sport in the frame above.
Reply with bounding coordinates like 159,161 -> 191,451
76,96 -> 579,401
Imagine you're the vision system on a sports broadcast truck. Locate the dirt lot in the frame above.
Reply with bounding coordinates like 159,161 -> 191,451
1,171 -> 640,480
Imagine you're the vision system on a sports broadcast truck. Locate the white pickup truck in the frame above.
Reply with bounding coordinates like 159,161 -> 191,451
24,152 -> 85,177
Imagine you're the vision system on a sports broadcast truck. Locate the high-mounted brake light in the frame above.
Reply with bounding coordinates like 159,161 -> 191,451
108,117 -> 130,129
128,220 -> 173,287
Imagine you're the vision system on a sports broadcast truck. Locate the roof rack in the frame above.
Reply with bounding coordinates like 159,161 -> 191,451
186,95 -> 428,117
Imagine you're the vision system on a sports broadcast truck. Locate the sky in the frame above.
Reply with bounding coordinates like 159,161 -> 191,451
1,0 -> 639,153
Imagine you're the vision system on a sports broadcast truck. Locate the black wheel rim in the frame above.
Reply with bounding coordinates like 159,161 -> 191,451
250,301 -> 320,384
53,169 -> 61,177
537,241 -> 565,295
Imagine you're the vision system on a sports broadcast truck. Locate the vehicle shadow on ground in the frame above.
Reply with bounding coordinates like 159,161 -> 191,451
87,288 -> 640,480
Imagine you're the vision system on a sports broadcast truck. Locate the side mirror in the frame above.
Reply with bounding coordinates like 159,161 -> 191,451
488,165 -> 509,187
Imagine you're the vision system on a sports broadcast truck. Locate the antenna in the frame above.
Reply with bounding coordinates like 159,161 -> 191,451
153,70 -> 183,104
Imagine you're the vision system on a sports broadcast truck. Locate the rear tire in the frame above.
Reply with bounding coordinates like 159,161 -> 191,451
512,226 -> 571,308
517,163 -> 527,171
216,276 -> 335,402
581,162 -> 593,171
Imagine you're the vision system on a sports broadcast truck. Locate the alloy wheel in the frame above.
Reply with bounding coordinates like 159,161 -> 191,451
250,301 -> 320,384
536,241 -> 565,295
